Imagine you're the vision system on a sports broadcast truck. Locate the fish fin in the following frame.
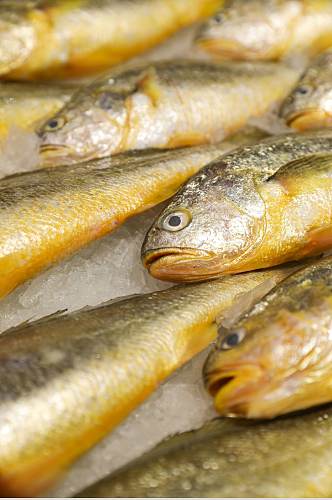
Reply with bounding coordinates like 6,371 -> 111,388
136,66 -> 161,107
1,309 -> 68,336
270,152 -> 332,181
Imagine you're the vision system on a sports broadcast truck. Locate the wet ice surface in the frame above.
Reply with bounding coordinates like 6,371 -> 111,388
49,349 -> 217,498
0,205 -> 169,333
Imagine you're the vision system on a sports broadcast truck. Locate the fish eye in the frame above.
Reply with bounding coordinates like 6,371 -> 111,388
295,86 -> 310,95
44,117 -> 66,132
160,209 -> 192,232
220,329 -> 246,350
213,13 -> 223,24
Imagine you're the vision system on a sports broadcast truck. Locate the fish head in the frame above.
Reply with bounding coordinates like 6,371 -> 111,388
204,296 -> 332,419
195,0 -> 301,60
142,161 -> 266,282
0,4 -> 35,75
38,82 -> 130,166
281,67 -> 332,131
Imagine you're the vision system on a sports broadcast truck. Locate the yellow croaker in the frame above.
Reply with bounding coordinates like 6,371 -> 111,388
0,0 -> 221,80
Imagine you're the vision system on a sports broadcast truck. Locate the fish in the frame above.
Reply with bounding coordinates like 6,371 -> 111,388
0,265 -> 296,497
0,81 -> 76,137
38,59 -> 298,166
0,0 -> 221,80
75,404 -> 332,498
281,48 -> 332,130
142,131 -> 332,282
204,254 -> 332,419
0,127 -> 268,300
195,0 -> 332,61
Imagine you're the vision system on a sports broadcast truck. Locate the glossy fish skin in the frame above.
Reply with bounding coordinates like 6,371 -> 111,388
76,405 -> 332,498
0,82 -> 76,137
204,255 -> 332,420
38,59 -> 298,166
142,131 -> 332,282
195,0 -> 332,61
0,0 -> 221,80
0,266 -> 294,497
281,48 -> 332,130
0,128 -> 268,301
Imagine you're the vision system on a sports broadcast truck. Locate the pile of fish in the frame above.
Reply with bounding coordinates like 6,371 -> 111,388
2,0 -> 332,497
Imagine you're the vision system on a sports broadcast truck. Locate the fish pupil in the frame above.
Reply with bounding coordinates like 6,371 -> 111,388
168,215 -> 182,227
48,119 -> 59,129
224,333 -> 239,348
296,87 -> 309,95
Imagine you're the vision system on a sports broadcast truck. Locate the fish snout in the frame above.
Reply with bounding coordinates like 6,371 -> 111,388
204,361 -> 265,418
283,109 -> 330,131
39,143 -> 79,167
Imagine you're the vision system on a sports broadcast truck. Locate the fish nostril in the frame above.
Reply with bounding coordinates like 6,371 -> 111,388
209,375 -> 235,396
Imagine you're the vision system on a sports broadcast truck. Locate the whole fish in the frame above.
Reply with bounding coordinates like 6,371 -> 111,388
0,82 -> 76,137
0,127 -> 267,300
281,48 -> 332,130
76,405 -> 332,498
38,59 -> 298,166
0,266 -> 294,497
195,0 -> 332,61
142,132 -> 332,282
0,0 -> 220,80
204,254 -> 332,419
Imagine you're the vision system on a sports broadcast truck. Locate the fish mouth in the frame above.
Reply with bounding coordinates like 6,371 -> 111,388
39,144 -> 80,167
142,247 -> 220,282
285,109 -> 331,131
205,363 -> 266,418
197,37 -> 260,60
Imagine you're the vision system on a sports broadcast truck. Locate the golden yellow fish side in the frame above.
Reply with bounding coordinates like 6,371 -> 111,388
38,60 -> 298,167
225,155 -> 332,275
0,268 -> 291,496
0,151 -> 206,300
5,0 -> 222,80
75,405 -> 332,498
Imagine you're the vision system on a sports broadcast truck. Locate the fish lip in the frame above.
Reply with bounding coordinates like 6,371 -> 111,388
142,247 -> 216,282
197,37 -> 257,59
205,363 -> 266,417
284,108 -> 330,130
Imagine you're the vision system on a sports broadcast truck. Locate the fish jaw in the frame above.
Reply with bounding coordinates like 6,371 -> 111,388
142,247 -> 222,282
286,109 -> 332,131
197,37 -> 266,60
205,361 -> 269,418
39,143 -> 83,167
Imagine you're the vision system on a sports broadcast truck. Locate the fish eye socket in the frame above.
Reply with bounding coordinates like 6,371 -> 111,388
295,86 -> 310,95
220,330 -> 245,350
44,117 -> 66,132
160,209 -> 192,232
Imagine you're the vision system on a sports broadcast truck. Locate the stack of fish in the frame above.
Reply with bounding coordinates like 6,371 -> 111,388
2,0 -> 332,497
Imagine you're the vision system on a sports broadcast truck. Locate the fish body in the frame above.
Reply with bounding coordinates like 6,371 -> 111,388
281,48 -> 332,130
0,128 -> 267,300
0,0 -> 220,80
142,131 -> 332,282
0,266 -> 294,496
195,0 -> 332,61
0,82 -> 76,137
76,405 -> 332,498
38,59 -> 298,166
204,254 -> 332,419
